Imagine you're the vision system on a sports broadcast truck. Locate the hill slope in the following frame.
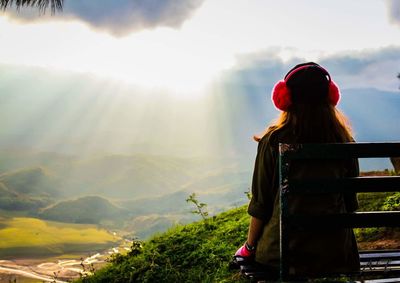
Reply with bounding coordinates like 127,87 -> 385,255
79,206 -> 249,283
78,188 -> 400,283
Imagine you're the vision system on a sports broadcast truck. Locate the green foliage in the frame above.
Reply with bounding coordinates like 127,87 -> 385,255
78,206 -> 249,283
382,192 -> 400,211
186,193 -> 209,221
355,192 -> 400,242
354,227 -> 382,242
357,192 -> 396,211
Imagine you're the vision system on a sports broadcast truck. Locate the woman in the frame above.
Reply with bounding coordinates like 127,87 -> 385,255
235,62 -> 360,278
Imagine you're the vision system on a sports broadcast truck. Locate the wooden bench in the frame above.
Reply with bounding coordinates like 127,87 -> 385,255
233,142 -> 400,282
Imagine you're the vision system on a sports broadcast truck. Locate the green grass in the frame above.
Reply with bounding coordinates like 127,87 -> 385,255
77,190 -> 400,283
0,217 -> 120,258
355,192 -> 400,241
357,192 -> 396,211
77,206 -> 249,283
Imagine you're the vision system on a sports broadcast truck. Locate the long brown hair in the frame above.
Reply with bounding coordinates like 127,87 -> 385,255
254,103 -> 353,143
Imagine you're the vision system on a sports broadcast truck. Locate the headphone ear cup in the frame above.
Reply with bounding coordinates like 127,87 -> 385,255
328,80 -> 341,106
271,80 -> 292,111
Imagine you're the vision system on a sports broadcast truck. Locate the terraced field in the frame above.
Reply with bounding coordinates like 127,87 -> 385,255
0,217 -> 120,258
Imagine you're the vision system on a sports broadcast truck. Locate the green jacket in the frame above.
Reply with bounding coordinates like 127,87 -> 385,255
248,129 -> 360,276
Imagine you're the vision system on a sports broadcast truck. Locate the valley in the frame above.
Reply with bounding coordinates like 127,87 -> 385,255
0,242 -> 130,282
0,151 -> 252,281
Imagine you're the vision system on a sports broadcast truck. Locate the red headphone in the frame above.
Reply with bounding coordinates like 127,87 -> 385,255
271,63 -> 341,111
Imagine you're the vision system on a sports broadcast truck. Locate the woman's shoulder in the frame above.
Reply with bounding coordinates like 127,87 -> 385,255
259,126 -> 293,147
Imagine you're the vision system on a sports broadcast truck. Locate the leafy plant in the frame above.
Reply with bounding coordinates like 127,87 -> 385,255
382,192 -> 400,211
186,193 -> 209,221
244,188 -> 251,200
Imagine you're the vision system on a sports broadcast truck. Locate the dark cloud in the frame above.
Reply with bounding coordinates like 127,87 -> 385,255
2,0 -> 205,36
387,0 -> 400,26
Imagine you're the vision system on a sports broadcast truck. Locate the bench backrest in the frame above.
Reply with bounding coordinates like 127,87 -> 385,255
279,142 -> 400,281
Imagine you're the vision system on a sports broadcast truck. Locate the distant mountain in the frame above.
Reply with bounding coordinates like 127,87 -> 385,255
0,167 -> 59,197
39,195 -> 128,224
0,182 -> 51,211
340,88 -> 400,170
117,191 -> 190,216
0,182 -> 17,198
340,88 -> 400,142
124,213 -> 193,239
60,154 -> 206,198
0,150 -> 76,175
0,167 -> 57,211
0,150 -> 245,199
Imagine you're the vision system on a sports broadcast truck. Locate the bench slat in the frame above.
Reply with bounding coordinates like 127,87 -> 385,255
280,142 -> 400,159
289,176 -> 400,194
361,261 -> 400,267
363,277 -> 400,283
277,142 -> 400,282
288,211 -> 400,228
360,251 -> 400,260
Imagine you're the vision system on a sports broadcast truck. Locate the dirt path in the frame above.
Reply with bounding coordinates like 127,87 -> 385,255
0,248 -> 116,282
0,265 -> 67,282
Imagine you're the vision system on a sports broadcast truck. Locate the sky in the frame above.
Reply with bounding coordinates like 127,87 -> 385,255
1,0 -> 400,95
0,0 -> 400,166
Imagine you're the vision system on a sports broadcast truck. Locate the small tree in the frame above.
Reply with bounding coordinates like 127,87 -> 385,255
0,0 -> 63,13
244,188 -> 252,200
186,193 -> 208,221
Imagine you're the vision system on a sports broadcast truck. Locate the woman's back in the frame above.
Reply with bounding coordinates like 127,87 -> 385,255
236,62 -> 360,278
253,128 -> 360,276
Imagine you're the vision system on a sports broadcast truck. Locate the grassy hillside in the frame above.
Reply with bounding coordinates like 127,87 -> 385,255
78,206 -> 249,283
0,217 -> 120,258
77,187 -> 400,283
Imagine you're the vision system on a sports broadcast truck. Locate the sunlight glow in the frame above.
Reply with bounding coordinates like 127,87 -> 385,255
1,0 -> 400,97
0,17 -> 235,97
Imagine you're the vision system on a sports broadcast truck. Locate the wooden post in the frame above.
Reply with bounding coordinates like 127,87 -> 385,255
390,157 -> 400,175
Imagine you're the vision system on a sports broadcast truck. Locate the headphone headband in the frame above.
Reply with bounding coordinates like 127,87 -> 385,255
271,63 -> 340,111
284,64 -> 331,83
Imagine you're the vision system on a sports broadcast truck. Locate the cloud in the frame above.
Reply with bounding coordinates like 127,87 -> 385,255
223,46 -> 400,92
386,0 -> 400,26
320,47 -> 400,91
2,0 -> 205,36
